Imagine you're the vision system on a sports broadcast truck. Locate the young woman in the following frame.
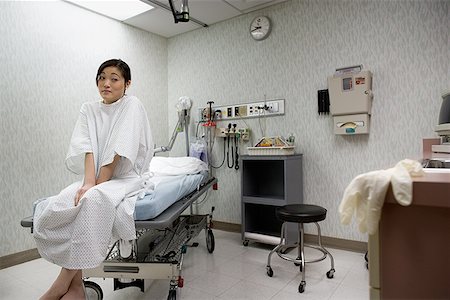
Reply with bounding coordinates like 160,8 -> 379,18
33,59 -> 153,300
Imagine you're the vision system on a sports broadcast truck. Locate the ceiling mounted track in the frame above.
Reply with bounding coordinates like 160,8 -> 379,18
143,0 -> 208,27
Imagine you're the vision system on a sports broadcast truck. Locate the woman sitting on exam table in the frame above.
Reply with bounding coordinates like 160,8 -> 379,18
32,59 -> 153,300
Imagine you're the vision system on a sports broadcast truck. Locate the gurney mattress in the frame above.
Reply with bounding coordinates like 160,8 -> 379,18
135,172 -> 207,221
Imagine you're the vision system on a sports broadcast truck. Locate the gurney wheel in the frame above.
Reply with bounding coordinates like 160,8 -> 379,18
206,229 -> 215,253
167,289 -> 176,300
298,281 -> 306,293
266,266 -> 273,277
84,280 -> 103,300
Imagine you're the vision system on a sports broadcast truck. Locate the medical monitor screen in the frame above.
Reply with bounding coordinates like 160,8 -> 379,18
438,93 -> 450,125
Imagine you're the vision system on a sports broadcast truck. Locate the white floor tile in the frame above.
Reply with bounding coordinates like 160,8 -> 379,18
217,279 -> 279,300
281,273 -> 340,299
187,270 -> 240,297
330,284 -> 369,300
177,286 -> 218,300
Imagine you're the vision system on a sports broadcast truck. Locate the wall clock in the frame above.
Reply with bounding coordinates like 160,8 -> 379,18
250,16 -> 272,41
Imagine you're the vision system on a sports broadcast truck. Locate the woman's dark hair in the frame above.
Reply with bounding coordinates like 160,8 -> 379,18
96,59 -> 131,85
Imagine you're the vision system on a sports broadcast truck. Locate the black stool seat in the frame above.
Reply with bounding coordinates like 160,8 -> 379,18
276,204 -> 327,223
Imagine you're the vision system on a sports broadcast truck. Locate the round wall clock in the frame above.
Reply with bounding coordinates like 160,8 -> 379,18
250,16 -> 272,41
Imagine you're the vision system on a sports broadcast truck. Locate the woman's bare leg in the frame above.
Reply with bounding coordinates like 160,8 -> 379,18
39,268 -> 79,300
60,270 -> 85,300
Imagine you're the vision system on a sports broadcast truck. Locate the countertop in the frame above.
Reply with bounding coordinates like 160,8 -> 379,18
385,170 -> 450,208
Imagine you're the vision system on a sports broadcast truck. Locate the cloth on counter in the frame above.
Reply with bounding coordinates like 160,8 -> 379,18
33,95 -> 153,270
338,159 -> 424,235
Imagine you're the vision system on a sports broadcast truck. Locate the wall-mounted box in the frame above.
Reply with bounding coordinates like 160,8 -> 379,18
328,68 -> 373,135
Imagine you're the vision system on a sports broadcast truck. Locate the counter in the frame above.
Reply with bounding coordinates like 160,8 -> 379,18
370,171 -> 450,299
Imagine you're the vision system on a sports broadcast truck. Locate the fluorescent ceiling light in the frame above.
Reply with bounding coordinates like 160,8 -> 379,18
65,0 -> 154,21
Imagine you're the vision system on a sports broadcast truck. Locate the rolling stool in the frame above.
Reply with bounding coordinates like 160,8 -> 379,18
266,204 -> 335,293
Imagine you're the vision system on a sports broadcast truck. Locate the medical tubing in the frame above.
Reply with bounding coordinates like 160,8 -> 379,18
209,132 -> 226,169
194,191 -> 209,206
195,121 -> 202,138
160,224 -> 182,259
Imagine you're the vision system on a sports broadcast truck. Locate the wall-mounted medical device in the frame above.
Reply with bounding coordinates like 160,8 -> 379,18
328,65 -> 373,135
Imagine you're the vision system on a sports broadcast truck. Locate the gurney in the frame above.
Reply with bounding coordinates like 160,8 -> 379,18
21,168 -> 217,300
21,100 -> 217,299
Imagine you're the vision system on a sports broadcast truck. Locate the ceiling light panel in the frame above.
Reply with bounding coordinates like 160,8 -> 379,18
65,0 -> 154,21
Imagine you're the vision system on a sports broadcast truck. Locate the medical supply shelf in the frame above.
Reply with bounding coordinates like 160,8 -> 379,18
240,154 -> 303,246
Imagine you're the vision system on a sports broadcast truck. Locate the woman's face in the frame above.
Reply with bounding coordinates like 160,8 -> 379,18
97,66 -> 130,104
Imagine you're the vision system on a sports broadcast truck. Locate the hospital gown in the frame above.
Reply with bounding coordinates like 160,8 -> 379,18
33,95 -> 153,270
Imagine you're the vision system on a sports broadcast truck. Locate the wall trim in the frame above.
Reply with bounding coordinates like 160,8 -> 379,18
0,248 -> 40,270
213,221 -> 367,253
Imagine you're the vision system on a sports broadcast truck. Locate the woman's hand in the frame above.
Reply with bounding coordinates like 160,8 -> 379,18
74,182 -> 95,206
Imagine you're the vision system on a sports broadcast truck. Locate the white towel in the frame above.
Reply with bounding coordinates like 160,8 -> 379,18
338,159 -> 424,235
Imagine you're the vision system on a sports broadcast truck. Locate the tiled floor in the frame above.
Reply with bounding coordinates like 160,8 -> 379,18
0,230 -> 369,299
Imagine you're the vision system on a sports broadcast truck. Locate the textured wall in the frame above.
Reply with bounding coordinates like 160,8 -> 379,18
0,1 -> 167,257
167,0 -> 449,242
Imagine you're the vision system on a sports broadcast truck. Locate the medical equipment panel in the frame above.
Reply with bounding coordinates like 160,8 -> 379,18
328,66 -> 373,134
199,98 -> 285,121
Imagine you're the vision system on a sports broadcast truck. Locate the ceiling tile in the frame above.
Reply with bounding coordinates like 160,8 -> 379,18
188,0 -> 241,25
125,8 -> 202,38
224,0 -> 273,11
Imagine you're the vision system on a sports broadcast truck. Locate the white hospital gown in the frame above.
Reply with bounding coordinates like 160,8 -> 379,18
33,95 -> 153,270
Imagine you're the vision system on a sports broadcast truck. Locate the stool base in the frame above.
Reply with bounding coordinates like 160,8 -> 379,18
266,222 -> 335,293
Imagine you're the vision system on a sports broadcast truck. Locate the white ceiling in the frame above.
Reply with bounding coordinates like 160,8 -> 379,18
124,0 -> 288,38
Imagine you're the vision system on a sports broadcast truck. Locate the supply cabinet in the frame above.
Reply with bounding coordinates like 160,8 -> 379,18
240,154 -> 303,246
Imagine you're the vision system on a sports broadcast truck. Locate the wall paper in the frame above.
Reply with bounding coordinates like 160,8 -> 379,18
167,0 -> 449,242
0,1 -> 167,257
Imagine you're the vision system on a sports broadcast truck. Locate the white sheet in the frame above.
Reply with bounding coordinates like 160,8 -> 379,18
139,156 -> 208,197
148,156 -> 208,177
134,172 -> 207,220
338,159 -> 424,235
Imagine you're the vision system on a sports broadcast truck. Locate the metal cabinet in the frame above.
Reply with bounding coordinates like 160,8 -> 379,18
240,154 -> 303,246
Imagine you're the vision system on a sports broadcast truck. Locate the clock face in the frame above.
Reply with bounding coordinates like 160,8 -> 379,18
250,16 -> 271,41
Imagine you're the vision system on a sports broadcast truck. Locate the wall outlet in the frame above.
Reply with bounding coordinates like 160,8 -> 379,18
227,107 -> 233,117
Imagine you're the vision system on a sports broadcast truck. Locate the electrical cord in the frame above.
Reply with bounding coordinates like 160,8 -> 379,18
258,106 -> 267,137
194,191 -> 209,206
209,137 -> 226,169
234,134 -> 239,170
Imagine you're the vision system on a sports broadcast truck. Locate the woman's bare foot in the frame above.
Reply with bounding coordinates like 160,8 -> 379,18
61,270 -> 85,300
39,268 -> 79,300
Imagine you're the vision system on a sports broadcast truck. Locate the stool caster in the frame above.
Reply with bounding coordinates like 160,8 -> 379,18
298,281 -> 306,293
266,266 -> 273,277
326,268 -> 335,279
